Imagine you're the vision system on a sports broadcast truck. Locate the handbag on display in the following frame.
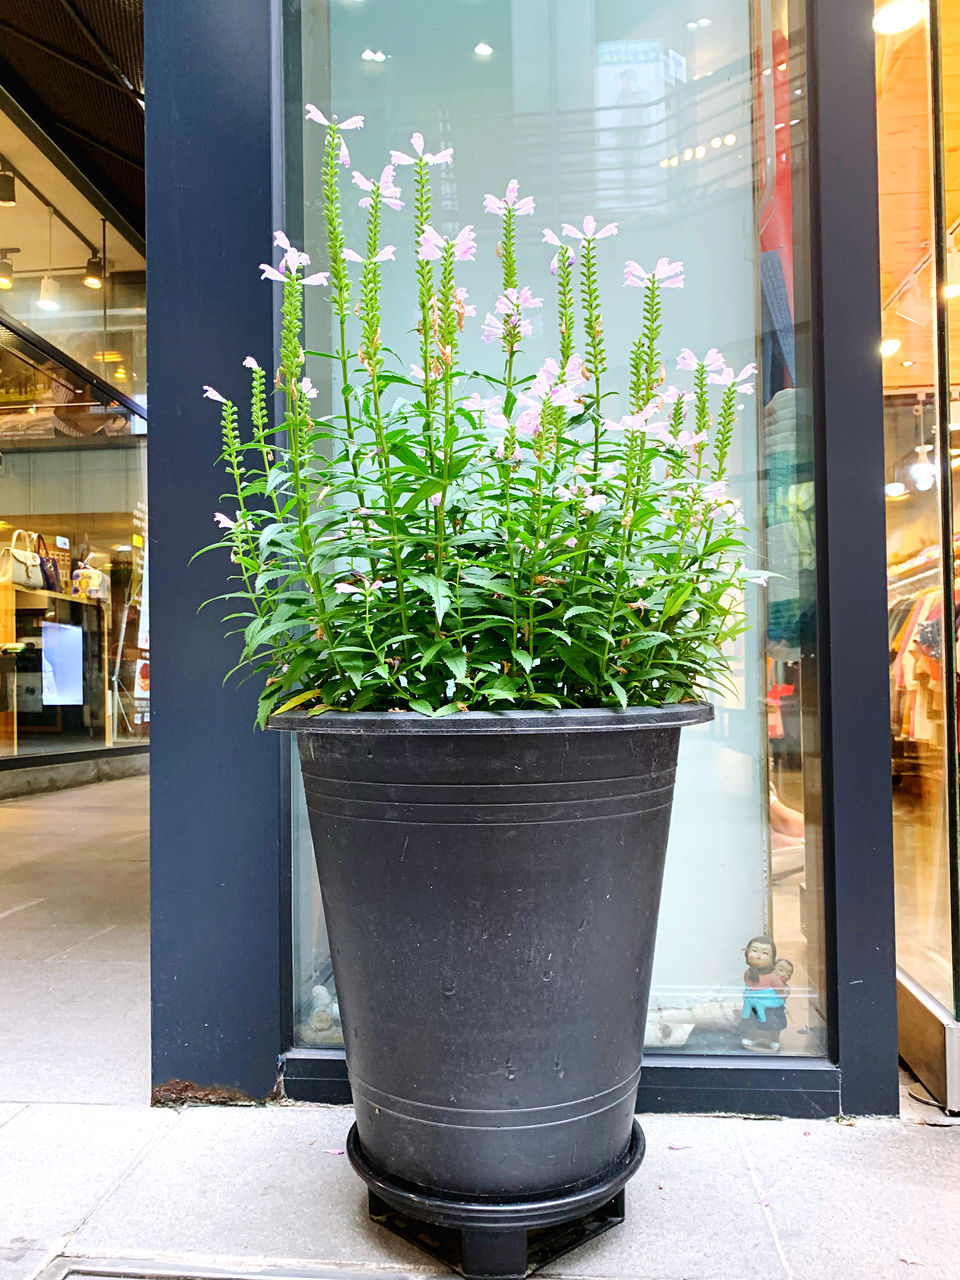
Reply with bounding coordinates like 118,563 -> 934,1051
0,529 -> 43,589
71,560 -> 109,602
35,535 -> 62,594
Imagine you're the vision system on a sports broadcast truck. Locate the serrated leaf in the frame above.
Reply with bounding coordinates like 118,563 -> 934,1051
409,572 -> 452,623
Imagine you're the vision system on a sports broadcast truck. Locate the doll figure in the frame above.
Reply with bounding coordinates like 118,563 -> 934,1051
739,935 -> 791,1052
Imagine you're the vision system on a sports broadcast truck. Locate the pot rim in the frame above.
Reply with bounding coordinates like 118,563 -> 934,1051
269,701 -> 713,736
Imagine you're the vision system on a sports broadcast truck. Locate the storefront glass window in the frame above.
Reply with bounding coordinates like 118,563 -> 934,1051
0,106 -> 149,760
288,0 -> 826,1057
875,0 -> 957,1015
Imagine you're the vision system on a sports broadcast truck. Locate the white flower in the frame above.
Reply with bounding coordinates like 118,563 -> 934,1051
583,493 -> 607,514
334,581 -> 363,594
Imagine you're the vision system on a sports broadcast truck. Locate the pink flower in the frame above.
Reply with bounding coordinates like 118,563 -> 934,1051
338,136 -> 350,167
623,257 -> 685,289
353,165 -> 403,211
242,356 -> 259,370
429,491 -> 443,507
304,105 -> 364,130
494,437 -> 521,462
542,228 -> 562,247
677,429 -> 708,451
662,384 -> 695,407
677,347 -> 726,373
463,393 -> 503,414
565,536 -> 578,548
494,286 -> 543,315
409,364 -> 425,381
300,377 -> 318,400
708,361 -> 757,394
483,178 -> 535,217
703,480 -> 728,503
455,286 -> 477,317
260,231 -> 328,285
202,386 -> 226,403
390,133 -> 453,166
515,398 -> 542,436
213,511 -> 235,529
334,581 -> 363,595
583,493 -> 607,514
561,215 -> 618,241
418,224 -> 477,262
343,244 -> 396,265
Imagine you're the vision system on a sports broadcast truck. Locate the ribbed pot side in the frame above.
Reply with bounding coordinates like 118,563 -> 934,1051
275,704 -> 712,1198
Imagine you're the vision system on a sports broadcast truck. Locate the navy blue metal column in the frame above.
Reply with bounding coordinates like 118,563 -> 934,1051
806,0 -> 900,1115
145,0 -> 284,1096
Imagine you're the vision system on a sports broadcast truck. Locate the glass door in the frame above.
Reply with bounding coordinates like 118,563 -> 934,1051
875,0 -> 960,1109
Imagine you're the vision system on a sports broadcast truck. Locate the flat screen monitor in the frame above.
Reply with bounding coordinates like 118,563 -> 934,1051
41,621 -> 83,705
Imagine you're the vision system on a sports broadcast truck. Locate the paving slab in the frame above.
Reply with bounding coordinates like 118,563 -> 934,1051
738,1115 -> 960,1280
0,1104 -> 174,1256
69,1105 -> 439,1273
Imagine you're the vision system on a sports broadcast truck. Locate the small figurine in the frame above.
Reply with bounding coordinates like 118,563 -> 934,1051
739,935 -> 791,1053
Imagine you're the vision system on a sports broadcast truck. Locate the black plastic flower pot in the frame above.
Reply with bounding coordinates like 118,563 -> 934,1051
272,704 -> 712,1279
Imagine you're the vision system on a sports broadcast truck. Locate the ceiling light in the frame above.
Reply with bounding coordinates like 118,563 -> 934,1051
0,259 -> 13,290
762,67 -> 772,76
0,165 -> 15,208
37,276 -> 60,312
93,350 -> 123,363
778,62 -> 788,71
668,155 -> 679,167
361,48 -> 386,62
901,359 -> 915,367
474,41 -> 493,56
710,136 -> 722,148
115,367 -> 127,380
695,144 -> 706,159
880,338 -> 901,357
686,21 -> 698,30
83,254 -> 104,289
873,1 -> 926,35
683,147 -> 694,161
795,88 -> 803,95
790,118 -> 801,126
911,445 -> 937,491
698,16 -> 711,26
26,403 -> 37,416
724,133 -> 737,145
884,481 -> 907,498
114,544 -> 132,552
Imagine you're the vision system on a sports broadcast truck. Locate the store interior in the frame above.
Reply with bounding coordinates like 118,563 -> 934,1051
876,0 -> 960,1021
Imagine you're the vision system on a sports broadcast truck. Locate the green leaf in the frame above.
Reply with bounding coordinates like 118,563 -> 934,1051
274,689 -> 326,714
511,649 -> 533,673
607,678 -> 628,709
442,649 -> 468,681
409,572 -> 453,624
563,605 -> 602,623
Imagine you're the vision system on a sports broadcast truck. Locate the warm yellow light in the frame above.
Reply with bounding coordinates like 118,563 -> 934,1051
710,136 -> 722,148
873,1 -> 926,35
84,274 -> 102,290
944,283 -> 960,299
115,368 -> 127,380
93,350 -> 124,363
0,277 -> 11,291
695,144 -> 706,159
724,133 -> 737,146
880,338 -> 901,357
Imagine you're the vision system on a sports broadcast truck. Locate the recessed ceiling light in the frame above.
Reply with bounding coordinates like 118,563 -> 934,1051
683,147 -> 693,161
686,20 -> 698,30
880,338 -> 901,357
901,359 -> 915,367
698,16 -> 711,26
710,136 -> 722,148
724,133 -> 737,146
474,41 -> 493,56
695,144 -> 706,159
873,0 -> 926,36
885,481 -> 907,498
361,48 -> 386,62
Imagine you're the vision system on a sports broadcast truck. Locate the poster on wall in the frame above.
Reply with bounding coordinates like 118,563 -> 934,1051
595,40 -> 666,212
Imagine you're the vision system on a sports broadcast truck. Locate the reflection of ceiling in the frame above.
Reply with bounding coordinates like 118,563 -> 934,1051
0,107 -> 143,275
0,0 -> 143,232
876,2 -> 960,394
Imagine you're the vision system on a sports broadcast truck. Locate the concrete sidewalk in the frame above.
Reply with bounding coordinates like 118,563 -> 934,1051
2,1097 -> 959,1280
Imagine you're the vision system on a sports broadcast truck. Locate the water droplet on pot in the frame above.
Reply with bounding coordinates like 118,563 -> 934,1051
542,969 -> 554,982
578,918 -> 587,931
441,979 -> 457,996
506,1071 -> 516,1080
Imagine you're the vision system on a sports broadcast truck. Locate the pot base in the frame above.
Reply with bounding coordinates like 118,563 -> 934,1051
347,1120 -> 645,1280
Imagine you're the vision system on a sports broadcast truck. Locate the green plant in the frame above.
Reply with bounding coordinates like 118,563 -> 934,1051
200,110 -> 762,723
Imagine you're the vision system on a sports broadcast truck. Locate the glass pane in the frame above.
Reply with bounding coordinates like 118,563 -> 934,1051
875,0 -> 956,1012
288,0 -> 826,1056
0,96 -> 149,761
